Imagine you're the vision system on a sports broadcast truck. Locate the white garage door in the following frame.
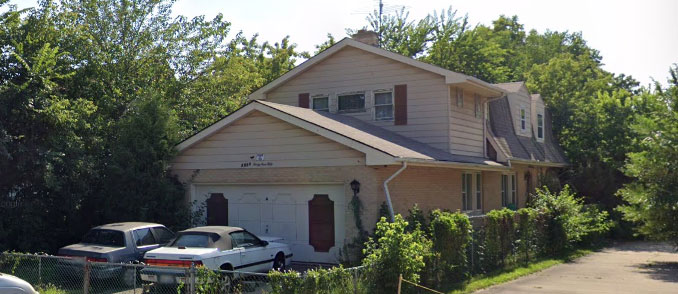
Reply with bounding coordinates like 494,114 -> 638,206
193,184 -> 346,264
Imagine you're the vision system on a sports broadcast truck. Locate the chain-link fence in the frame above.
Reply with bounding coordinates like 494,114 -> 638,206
0,253 -> 367,294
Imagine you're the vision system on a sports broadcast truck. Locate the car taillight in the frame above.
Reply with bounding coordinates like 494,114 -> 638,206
86,257 -> 108,263
144,259 -> 202,268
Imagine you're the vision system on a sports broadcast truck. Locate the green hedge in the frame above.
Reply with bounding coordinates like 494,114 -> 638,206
428,210 -> 471,285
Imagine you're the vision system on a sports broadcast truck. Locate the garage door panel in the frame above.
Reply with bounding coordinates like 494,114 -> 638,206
194,184 -> 345,264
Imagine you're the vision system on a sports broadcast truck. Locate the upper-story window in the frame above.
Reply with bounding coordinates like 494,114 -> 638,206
374,91 -> 394,121
537,113 -> 544,139
456,88 -> 464,108
520,107 -> 526,131
312,96 -> 329,112
338,93 -> 365,112
474,95 -> 482,119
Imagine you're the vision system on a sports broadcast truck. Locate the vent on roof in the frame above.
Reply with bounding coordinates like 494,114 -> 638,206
352,30 -> 379,47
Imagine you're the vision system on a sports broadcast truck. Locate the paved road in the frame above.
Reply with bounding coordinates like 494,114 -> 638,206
476,241 -> 678,294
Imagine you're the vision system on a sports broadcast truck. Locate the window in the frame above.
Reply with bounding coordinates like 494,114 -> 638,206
462,172 -> 482,211
338,93 -> 365,112
502,174 -> 517,208
152,227 -> 175,245
171,233 -> 211,248
312,96 -> 329,112
230,231 -> 262,248
82,229 -> 125,247
134,228 -> 157,246
520,107 -> 526,131
456,88 -> 464,107
537,113 -> 544,139
374,91 -> 394,120
474,95 -> 482,119
476,173 -> 482,210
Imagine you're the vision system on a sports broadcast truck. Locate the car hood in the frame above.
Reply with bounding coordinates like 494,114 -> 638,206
0,274 -> 37,293
58,243 -> 125,257
144,247 -> 219,261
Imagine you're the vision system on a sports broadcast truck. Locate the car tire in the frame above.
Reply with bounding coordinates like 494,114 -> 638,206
220,264 -> 235,293
273,253 -> 285,271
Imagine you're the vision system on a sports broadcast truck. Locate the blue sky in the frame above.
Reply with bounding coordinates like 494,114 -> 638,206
7,0 -> 678,86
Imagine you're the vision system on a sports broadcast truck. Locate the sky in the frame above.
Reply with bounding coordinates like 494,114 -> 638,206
6,0 -> 678,86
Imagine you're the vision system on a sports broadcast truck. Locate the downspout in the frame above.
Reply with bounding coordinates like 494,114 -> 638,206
383,161 -> 408,222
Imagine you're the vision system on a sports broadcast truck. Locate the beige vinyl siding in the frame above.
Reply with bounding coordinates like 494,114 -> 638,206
173,111 -> 365,169
265,47 -> 450,151
449,87 -> 484,157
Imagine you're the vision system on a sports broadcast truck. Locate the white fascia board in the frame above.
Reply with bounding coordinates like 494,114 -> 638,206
508,158 -> 568,167
397,158 -> 511,171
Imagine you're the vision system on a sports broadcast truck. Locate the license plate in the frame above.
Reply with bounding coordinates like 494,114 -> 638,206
141,274 -> 157,282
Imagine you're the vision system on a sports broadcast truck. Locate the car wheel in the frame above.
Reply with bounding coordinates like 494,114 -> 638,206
273,253 -> 285,271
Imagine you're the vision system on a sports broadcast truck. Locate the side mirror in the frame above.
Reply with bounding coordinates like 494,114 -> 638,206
261,241 -> 269,246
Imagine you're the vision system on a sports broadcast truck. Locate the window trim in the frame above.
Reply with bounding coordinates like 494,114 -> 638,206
337,91 -> 366,113
456,88 -> 464,108
501,173 -> 517,208
474,95 -> 482,119
311,95 -> 329,112
520,107 -> 526,131
373,90 -> 394,121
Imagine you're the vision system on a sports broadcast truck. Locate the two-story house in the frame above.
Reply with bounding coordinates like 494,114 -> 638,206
170,31 -> 567,264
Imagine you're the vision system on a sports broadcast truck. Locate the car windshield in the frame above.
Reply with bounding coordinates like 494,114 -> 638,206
81,229 -> 125,247
170,233 -> 212,248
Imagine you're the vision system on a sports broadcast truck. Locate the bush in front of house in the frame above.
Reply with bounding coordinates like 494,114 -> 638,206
362,215 -> 431,294
268,266 -> 354,294
515,208 -> 539,265
482,208 -> 516,270
427,210 -> 471,285
531,185 -> 612,255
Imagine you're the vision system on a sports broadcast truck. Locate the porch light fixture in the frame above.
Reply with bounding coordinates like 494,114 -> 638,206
350,179 -> 361,196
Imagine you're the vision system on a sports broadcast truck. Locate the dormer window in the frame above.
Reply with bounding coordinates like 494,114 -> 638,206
338,93 -> 365,112
374,91 -> 394,121
537,113 -> 544,139
312,96 -> 329,112
520,107 -> 526,131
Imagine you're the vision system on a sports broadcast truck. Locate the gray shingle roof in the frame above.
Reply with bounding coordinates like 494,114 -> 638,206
257,100 -> 504,166
494,82 -> 526,93
487,97 -> 567,164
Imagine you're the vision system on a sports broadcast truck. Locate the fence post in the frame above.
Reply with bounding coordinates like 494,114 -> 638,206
133,264 -> 137,294
38,256 -> 42,286
189,263 -> 196,294
83,259 -> 91,294
353,267 -> 358,294
397,274 -> 402,294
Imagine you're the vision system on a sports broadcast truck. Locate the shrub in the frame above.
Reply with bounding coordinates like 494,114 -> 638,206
482,208 -> 516,270
515,208 -> 538,264
362,215 -> 431,294
268,267 -> 353,294
405,204 -> 428,233
427,210 -> 471,285
531,185 -> 612,254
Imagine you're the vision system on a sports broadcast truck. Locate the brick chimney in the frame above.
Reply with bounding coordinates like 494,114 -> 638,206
351,30 -> 379,47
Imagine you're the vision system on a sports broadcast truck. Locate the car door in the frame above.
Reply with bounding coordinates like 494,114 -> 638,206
132,228 -> 159,261
230,231 -> 269,272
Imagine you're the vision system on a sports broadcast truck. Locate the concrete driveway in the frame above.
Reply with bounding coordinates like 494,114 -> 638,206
476,241 -> 678,294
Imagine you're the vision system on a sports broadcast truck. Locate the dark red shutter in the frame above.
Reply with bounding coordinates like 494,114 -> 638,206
206,193 -> 228,226
308,194 -> 334,252
394,84 -> 407,125
298,93 -> 310,108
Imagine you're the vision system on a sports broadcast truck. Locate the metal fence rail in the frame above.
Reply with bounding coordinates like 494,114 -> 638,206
0,253 -> 366,294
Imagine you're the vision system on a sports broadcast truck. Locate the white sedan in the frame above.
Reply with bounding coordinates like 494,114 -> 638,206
140,226 -> 292,285
0,273 -> 38,294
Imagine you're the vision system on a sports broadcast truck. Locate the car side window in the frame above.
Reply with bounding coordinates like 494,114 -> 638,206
230,231 -> 262,248
151,227 -> 175,244
133,228 -> 157,246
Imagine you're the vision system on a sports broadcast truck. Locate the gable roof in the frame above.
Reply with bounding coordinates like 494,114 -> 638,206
176,100 -> 508,170
488,96 -> 567,166
494,81 -> 528,94
248,38 -> 506,100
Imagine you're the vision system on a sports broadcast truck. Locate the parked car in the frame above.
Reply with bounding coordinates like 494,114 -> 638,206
140,226 -> 292,285
57,222 -> 175,284
0,273 -> 38,294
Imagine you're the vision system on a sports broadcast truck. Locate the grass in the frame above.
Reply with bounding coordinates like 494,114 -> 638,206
446,249 -> 594,294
